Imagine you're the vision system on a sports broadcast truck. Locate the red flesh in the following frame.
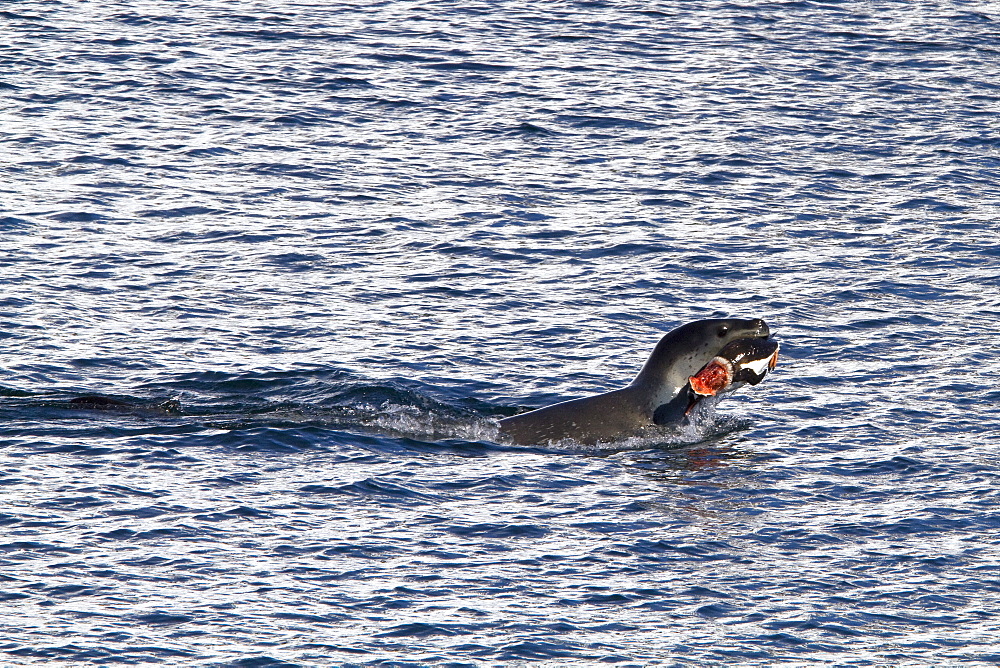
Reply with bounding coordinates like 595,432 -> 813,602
688,359 -> 732,396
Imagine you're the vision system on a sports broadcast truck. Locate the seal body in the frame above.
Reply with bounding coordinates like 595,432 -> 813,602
498,318 -> 770,445
68,396 -> 182,414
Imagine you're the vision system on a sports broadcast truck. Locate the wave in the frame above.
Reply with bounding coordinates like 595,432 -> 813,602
2,370 -> 758,452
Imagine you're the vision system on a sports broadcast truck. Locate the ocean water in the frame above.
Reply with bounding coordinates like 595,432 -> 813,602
3,0 -> 1000,665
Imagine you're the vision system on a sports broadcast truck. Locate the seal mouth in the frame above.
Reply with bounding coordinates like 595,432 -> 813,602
685,337 -> 779,415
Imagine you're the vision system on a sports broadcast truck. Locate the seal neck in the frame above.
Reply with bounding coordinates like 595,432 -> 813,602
629,331 -> 696,408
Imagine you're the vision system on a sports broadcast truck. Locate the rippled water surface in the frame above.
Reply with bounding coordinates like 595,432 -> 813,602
4,0 -> 1000,665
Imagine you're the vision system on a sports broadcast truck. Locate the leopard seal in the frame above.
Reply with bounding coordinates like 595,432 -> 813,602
498,318 -> 771,445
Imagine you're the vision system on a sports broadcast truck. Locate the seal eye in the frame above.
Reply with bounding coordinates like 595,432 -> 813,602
717,326 -> 729,338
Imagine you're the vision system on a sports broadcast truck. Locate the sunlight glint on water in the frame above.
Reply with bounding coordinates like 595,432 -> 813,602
2,0 -> 1000,665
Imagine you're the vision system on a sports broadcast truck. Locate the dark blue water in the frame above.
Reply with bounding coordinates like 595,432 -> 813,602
4,1 -> 1000,664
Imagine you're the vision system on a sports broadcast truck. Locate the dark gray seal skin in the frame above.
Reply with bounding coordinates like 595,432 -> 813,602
68,395 -> 182,414
498,318 -> 771,445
